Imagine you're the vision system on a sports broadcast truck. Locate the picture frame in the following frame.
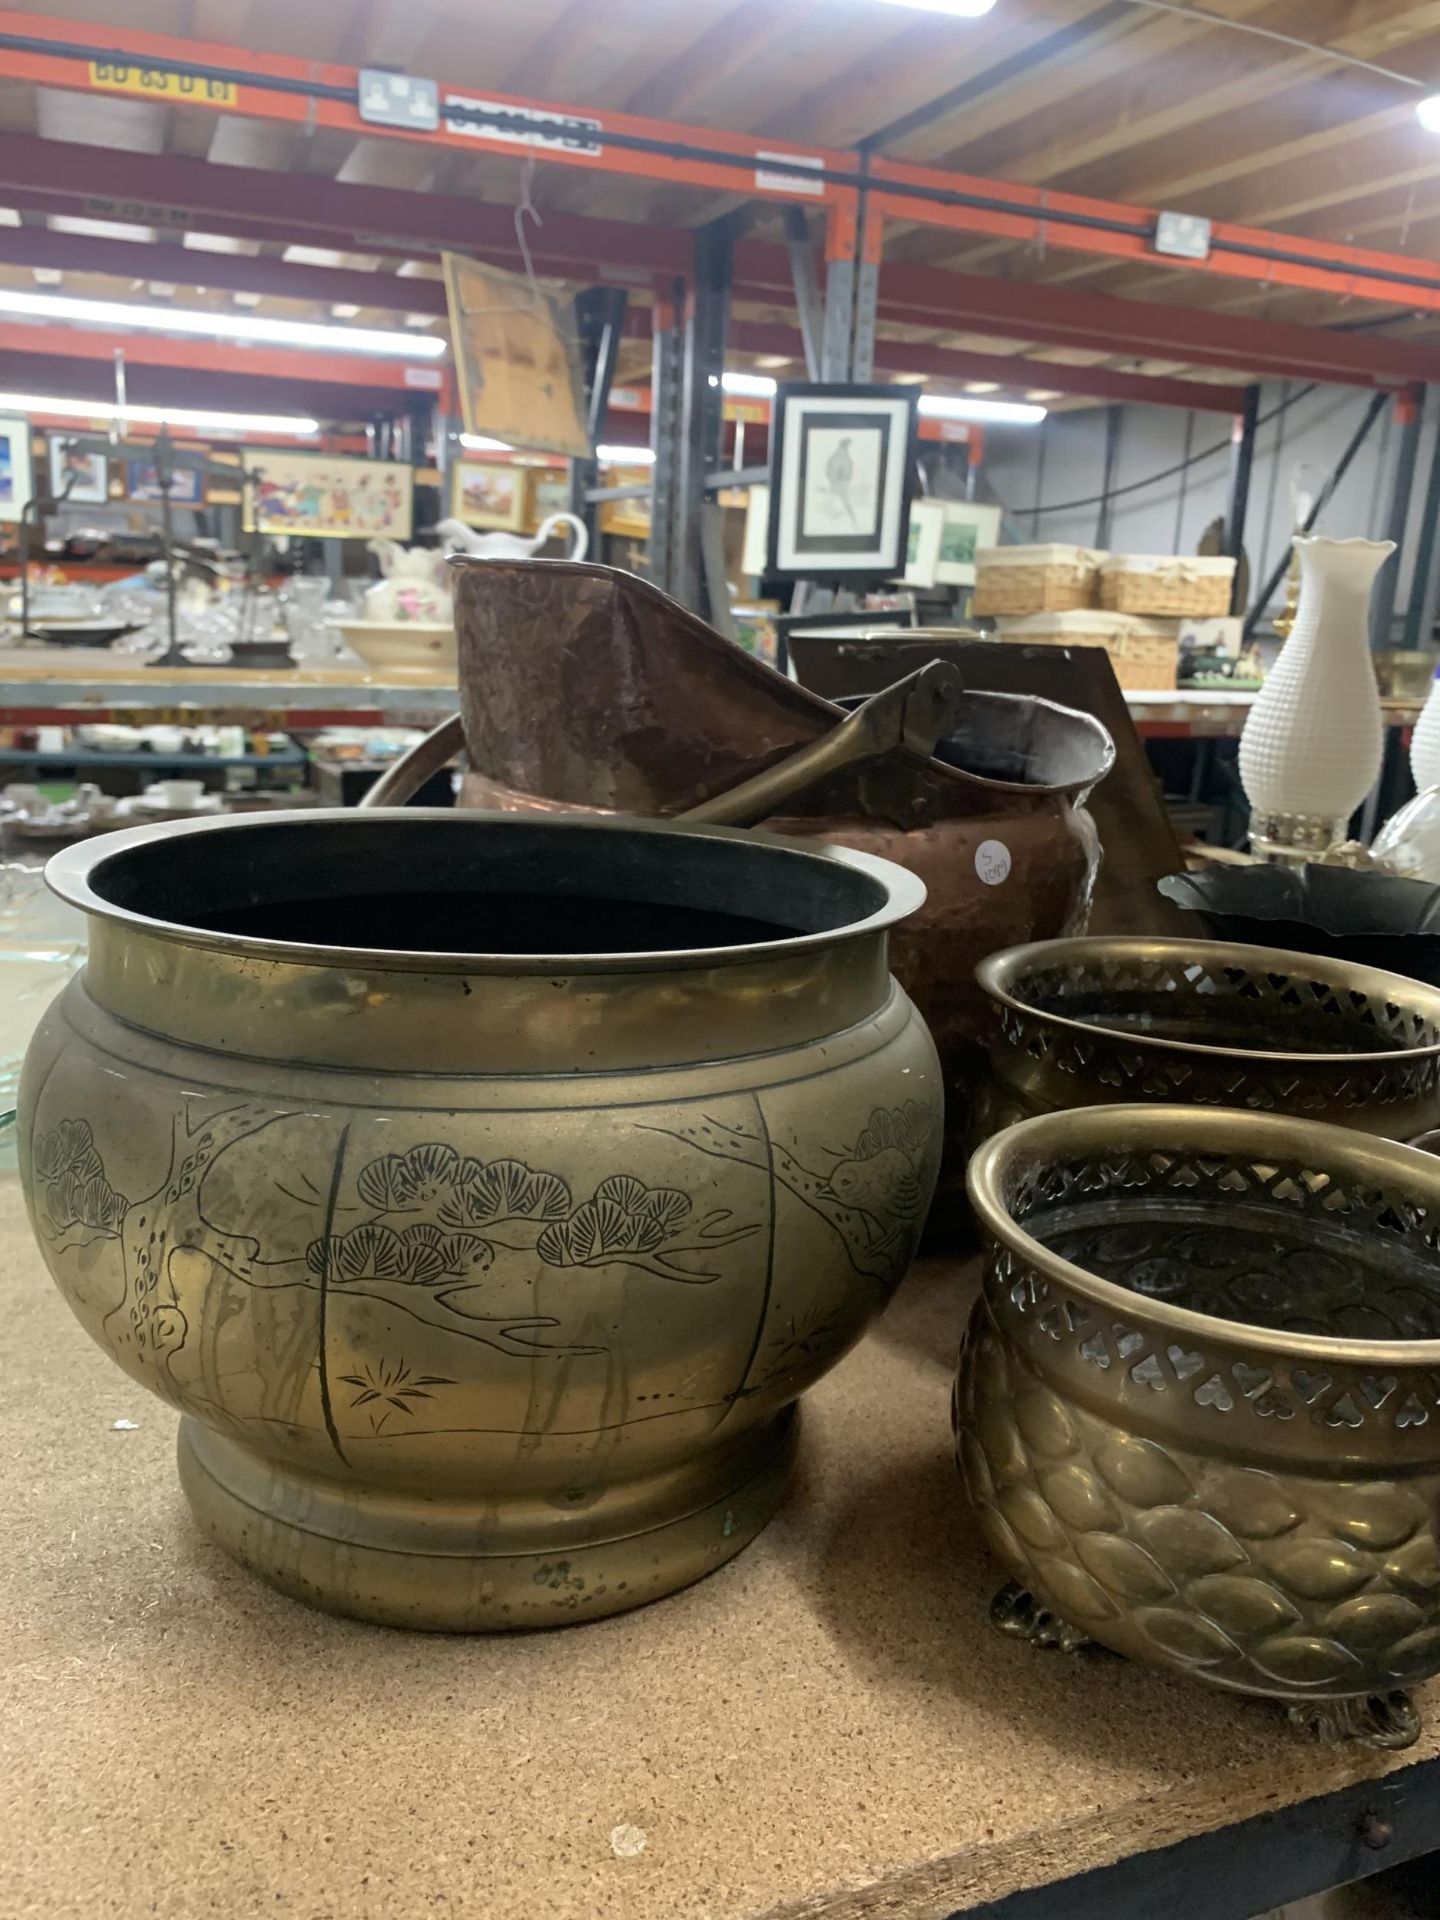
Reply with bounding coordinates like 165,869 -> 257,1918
527,467 -> 572,530
0,416 -> 34,524
126,458 -> 204,506
900,498 -> 946,589
451,458 -> 528,532
598,465 -> 652,541
243,451 -> 412,540
741,484 -> 770,579
443,252 -> 592,460
48,436 -> 109,506
765,383 -> 919,580
935,501 -> 1003,586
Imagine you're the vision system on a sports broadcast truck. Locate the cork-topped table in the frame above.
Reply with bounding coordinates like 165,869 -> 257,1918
4,1173 -> 1438,1920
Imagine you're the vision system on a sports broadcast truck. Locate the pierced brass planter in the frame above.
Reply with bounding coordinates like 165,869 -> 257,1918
975,936 -> 1440,1143
957,1105 -> 1440,1748
19,810 -> 940,1631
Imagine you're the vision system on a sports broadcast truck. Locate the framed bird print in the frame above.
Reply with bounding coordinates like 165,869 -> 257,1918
765,383 -> 919,580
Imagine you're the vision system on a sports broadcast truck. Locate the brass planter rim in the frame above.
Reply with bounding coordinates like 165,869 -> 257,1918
966,1102 -> 1440,1371
977,933 -> 1440,1070
44,806 -> 928,978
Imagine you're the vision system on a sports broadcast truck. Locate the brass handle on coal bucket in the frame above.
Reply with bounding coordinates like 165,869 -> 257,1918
677,662 -> 964,828
358,662 -> 964,822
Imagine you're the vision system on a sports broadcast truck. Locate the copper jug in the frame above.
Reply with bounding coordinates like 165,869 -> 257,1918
377,560 -> 1114,1228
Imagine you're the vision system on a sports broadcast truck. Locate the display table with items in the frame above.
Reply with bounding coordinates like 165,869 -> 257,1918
8,548 -> 1440,1920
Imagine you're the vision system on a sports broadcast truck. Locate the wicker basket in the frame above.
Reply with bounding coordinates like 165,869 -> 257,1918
994,609 -> 1180,691
1099,553 -> 1236,617
973,544 -> 1105,616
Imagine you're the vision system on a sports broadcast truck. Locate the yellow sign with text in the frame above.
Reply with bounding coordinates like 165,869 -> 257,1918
88,60 -> 237,106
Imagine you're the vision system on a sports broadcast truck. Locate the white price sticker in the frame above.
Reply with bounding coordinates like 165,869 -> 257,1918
975,839 -> 1012,887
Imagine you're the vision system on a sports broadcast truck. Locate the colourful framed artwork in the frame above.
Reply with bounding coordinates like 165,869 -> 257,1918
126,459 -> 204,505
451,459 -> 528,532
48,437 -> 109,505
935,501 -> 1003,586
527,467 -> 572,530
243,452 -> 413,540
900,499 -> 946,589
0,417 -> 34,524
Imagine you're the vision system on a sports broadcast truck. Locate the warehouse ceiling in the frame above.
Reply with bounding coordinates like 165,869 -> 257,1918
2,0 -> 1440,407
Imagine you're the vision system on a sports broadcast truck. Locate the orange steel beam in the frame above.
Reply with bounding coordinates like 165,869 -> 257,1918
619,311 -> 1248,412
0,322 -> 452,395
864,158 -> 1440,315
0,8 -> 849,209
5,7 -> 1440,315
4,143 -> 1437,394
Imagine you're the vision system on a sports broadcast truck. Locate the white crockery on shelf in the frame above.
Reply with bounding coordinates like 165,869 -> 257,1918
1237,534 -> 1393,859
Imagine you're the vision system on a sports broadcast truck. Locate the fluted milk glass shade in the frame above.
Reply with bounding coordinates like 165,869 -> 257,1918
1413,668 -> 1440,796
1238,535 -> 1393,857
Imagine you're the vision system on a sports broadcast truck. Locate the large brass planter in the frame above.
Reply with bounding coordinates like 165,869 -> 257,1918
975,935 -> 1440,1142
19,810 -> 940,1630
958,1105 -> 1440,1748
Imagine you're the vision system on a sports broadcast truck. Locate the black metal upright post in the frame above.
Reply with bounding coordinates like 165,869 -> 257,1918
569,286 -> 630,551
648,277 -> 686,599
676,214 -> 734,617
1243,391 -> 1388,641
1405,386 -> 1440,651
1225,386 -> 1261,615
1374,383 -> 1424,649
1094,405 -> 1124,551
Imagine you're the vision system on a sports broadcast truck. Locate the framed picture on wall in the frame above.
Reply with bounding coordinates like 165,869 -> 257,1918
451,458 -> 528,532
126,458 -> 204,506
0,417 -> 34,524
765,383 -> 919,580
243,452 -> 412,540
527,467 -> 572,530
900,498 -> 946,588
935,501 -> 1003,586
48,436 -> 109,505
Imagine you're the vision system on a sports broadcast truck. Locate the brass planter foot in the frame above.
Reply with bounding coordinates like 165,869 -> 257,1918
990,1580 -> 1092,1654
178,1411 -> 799,1633
1286,1692 -> 1422,1753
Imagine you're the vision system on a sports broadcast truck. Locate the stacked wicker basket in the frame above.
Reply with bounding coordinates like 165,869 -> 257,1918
974,544 -> 1236,691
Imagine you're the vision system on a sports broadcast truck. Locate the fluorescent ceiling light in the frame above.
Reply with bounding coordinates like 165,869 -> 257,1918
719,372 -> 778,397
0,288 -> 448,359
0,392 -> 320,437
597,445 -> 655,465
1418,95 -> 1440,132
458,433 -> 513,452
874,0 -> 997,14
919,394 -> 1046,425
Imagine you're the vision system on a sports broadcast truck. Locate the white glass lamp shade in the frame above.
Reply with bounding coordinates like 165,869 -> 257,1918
1238,536 -> 1394,858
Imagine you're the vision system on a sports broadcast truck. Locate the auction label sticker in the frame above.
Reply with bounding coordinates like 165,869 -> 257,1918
975,840 -> 1012,886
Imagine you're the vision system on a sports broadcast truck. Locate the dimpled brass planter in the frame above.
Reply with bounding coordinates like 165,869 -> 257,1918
975,936 -> 1440,1143
958,1105 -> 1440,1749
19,810 -> 939,1631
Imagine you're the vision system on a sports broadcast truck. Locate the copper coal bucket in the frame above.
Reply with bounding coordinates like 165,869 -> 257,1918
369,560 -> 1115,1228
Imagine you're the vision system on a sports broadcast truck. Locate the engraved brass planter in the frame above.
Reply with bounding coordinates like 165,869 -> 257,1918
19,810 -> 940,1631
975,936 -> 1440,1143
957,1104 -> 1440,1748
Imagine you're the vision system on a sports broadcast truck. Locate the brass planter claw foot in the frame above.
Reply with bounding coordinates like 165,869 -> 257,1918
1286,1692 -> 1422,1753
990,1580 -> 1092,1654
